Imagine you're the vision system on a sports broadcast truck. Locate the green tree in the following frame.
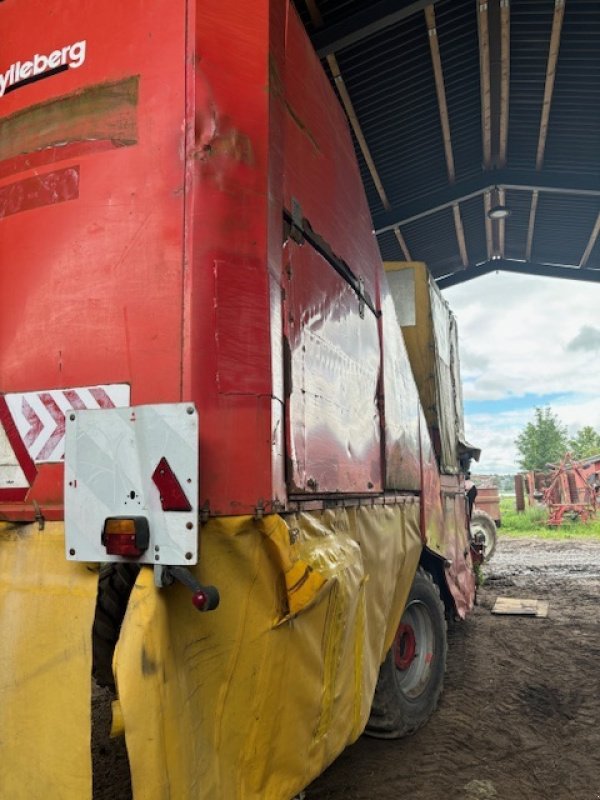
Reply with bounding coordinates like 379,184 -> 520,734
568,426 -> 600,460
515,407 -> 568,470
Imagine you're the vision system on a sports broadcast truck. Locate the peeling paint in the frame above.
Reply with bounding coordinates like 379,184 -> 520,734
0,166 -> 79,219
0,75 -> 139,169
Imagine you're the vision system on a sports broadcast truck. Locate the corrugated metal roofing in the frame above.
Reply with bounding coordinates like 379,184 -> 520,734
294,0 -> 600,286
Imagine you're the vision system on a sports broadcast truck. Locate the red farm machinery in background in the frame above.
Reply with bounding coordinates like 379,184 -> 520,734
515,454 -> 600,526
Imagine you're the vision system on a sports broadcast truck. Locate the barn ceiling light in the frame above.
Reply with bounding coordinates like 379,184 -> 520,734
488,204 -> 511,220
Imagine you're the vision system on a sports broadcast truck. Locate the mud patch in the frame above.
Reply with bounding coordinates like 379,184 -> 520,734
307,538 -> 600,800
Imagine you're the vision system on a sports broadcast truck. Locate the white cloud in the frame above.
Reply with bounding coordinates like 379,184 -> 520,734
567,325 -> 600,353
443,272 -> 600,473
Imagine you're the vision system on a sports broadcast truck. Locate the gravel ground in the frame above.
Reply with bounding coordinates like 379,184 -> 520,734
307,537 -> 600,800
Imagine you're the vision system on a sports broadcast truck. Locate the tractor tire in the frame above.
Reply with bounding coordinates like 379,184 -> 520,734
366,568 -> 447,739
92,563 -> 140,690
471,508 -> 498,562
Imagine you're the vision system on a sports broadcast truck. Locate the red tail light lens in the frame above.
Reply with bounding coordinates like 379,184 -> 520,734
102,517 -> 149,557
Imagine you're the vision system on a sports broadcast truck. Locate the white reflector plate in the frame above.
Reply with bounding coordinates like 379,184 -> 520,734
65,403 -> 198,565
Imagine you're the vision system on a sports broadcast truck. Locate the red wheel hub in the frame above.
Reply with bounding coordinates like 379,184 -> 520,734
394,623 -> 416,670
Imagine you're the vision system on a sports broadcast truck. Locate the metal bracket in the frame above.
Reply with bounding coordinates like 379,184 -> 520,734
155,564 -> 220,612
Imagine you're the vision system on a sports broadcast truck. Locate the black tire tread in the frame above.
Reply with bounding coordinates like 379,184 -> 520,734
366,567 -> 447,739
92,563 -> 140,689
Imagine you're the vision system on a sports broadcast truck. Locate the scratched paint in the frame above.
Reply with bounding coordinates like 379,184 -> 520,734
0,166 -> 79,219
0,76 -> 139,175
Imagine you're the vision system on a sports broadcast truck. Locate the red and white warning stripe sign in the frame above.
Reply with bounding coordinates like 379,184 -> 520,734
3,384 -> 130,465
0,395 -> 37,500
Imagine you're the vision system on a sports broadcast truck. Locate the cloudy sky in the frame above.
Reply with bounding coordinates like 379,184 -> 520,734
443,272 -> 600,475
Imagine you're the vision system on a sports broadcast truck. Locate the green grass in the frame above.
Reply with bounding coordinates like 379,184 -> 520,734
499,496 -> 600,540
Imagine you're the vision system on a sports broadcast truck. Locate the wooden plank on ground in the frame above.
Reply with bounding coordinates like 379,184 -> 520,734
492,597 -> 549,617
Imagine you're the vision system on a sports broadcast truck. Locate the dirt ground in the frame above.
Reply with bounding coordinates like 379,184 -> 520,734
307,538 -> 600,800
94,538 -> 600,800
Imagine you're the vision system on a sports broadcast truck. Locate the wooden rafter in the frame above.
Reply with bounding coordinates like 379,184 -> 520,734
326,58 -> 391,210
304,0 -> 390,209
453,204 -> 469,267
483,191 -> 493,259
525,190 -> 539,261
499,0 -> 510,166
426,4 -> 469,268
498,187 -> 507,258
536,0 -> 565,170
425,5 -> 455,182
304,0 -> 412,260
394,228 -> 412,261
477,0 -> 492,169
579,212 -> 600,268
304,0 -> 323,26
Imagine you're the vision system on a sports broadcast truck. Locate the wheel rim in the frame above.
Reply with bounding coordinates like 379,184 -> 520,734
471,520 -> 492,553
393,600 -> 435,698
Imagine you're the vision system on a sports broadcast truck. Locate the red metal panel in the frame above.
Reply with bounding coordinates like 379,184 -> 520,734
438,473 -> 475,619
187,0 -> 279,514
283,241 -> 382,494
280,8 -> 385,496
0,0 -> 188,514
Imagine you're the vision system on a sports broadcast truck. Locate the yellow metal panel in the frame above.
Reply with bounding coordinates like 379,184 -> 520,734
0,522 -> 97,800
116,506 -> 422,799
384,261 -> 437,430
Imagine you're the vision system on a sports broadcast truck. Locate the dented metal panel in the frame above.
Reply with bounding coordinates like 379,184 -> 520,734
283,241 -> 382,494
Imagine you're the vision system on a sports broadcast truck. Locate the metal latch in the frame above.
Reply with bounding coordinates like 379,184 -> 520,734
155,565 -> 220,612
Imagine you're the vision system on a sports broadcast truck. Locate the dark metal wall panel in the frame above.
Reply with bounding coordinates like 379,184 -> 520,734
460,194 -> 488,266
435,0 -> 483,182
532,194 -> 600,265
507,0 -> 555,168
504,189 -> 533,260
543,0 -> 600,177
335,13 -> 450,209
377,229 -> 405,262
584,237 -> 600,270
402,206 -> 462,277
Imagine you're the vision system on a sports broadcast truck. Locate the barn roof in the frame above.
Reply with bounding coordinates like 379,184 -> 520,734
295,0 -> 600,286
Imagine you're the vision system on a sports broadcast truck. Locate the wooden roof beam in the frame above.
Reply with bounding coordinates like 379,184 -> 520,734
425,5 -> 455,183
304,1 -> 390,210
453,204 -> 469,267
536,0 -> 565,170
498,187 -> 507,258
484,191 -> 493,259
394,228 -> 413,260
525,190 -> 539,261
579,212 -> 600,268
425,4 -> 465,266
499,0 -> 510,166
477,0 -> 492,169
